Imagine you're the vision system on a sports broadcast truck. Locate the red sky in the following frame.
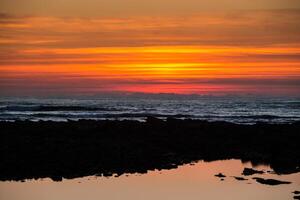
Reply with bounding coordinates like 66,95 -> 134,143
0,1 -> 300,96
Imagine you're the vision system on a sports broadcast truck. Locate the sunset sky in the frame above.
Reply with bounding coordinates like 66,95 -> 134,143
1,0 -> 300,96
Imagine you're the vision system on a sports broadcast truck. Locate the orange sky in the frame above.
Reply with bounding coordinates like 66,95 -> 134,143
0,4 -> 300,96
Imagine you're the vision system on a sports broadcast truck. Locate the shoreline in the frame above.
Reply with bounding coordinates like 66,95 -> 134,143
1,118 -> 300,181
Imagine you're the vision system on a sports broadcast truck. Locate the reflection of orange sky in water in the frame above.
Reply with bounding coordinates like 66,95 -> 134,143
1,160 -> 300,200
1,12 -> 300,96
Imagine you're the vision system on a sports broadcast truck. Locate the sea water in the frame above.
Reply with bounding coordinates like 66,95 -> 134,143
0,95 -> 299,124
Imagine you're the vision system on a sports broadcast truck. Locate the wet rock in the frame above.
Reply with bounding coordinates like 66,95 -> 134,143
233,176 -> 248,181
51,176 -> 63,182
1,119 -> 300,181
242,168 -> 264,176
146,116 -> 163,124
215,173 -> 226,178
266,170 -> 276,174
293,191 -> 300,195
252,177 -> 291,185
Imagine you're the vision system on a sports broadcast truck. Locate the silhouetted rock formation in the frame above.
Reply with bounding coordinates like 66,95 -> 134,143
215,173 -> 226,178
233,176 -> 248,181
293,191 -> 300,195
1,118 -> 300,181
252,177 -> 291,185
242,168 -> 264,176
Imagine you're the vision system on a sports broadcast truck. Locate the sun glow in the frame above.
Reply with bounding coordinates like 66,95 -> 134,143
1,12 -> 300,96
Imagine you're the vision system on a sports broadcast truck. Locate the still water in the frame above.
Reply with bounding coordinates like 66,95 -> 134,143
0,160 -> 299,200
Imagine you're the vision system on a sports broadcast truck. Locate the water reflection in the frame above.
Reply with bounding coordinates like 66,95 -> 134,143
0,160 -> 299,200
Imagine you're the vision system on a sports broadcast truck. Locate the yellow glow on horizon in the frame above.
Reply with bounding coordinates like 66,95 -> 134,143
21,46 -> 300,55
1,12 -> 300,95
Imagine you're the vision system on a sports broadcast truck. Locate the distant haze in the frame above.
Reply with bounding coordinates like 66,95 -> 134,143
1,0 -> 300,16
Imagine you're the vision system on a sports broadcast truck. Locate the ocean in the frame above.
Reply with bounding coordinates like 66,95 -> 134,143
0,96 -> 299,124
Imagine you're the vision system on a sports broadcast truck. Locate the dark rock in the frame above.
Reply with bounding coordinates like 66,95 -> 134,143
146,116 -> 163,124
1,119 -> 300,181
51,176 -> 63,182
233,176 -> 248,181
252,177 -> 291,185
215,173 -> 226,178
267,170 -> 275,174
242,168 -> 264,176
293,191 -> 300,195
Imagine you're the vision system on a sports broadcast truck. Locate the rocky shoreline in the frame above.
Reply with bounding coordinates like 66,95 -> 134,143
1,118 -> 300,181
